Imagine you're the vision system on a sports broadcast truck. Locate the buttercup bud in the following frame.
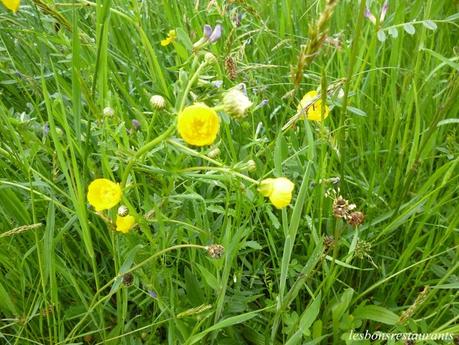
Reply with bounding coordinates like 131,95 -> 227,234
207,147 -> 221,158
247,159 -> 256,172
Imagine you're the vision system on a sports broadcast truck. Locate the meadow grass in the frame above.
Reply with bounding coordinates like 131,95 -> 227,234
0,0 -> 458,344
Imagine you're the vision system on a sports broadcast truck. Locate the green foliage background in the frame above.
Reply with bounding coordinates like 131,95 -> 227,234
0,0 -> 458,344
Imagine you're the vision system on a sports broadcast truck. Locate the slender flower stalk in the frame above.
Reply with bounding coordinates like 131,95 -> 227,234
121,124 -> 176,187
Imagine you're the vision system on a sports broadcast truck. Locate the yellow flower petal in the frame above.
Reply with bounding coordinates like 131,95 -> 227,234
1,0 -> 20,12
87,178 -> 122,212
297,90 -> 330,121
259,177 -> 294,209
116,215 -> 135,233
177,103 -> 220,146
161,30 -> 176,46
258,178 -> 275,197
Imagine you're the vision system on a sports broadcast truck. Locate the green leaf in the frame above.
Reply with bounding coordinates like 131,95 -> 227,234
377,30 -> 386,42
354,305 -> 400,325
347,106 -> 367,117
388,27 -> 398,38
421,48 -> 459,71
403,23 -> 416,35
422,20 -> 437,31
185,268 -> 205,305
437,118 -> 459,127
431,282 -> 459,289
266,207 -> 281,229
184,308 -> 265,345
196,263 -> 219,290
244,240 -> 263,250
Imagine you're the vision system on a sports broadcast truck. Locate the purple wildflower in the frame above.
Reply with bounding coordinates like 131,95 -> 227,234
203,24 -> 212,39
208,24 -> 222,43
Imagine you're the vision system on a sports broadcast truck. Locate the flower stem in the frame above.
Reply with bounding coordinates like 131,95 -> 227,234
180,166 -> 259,185
121,124 -> 175,187
177,58 -> 208,112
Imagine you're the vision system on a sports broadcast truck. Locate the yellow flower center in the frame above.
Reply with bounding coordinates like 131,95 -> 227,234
177,103 -> 220,146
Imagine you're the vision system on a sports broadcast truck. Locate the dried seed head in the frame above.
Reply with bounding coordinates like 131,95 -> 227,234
225,56 -> 237,80
332,195 -> 350,219
122,273 -> 134,286
150,95 -> 166,110
206,244 -> 224,259
399,286 -> 430,324
347,211 -> 365,227
323,235 -> 336,250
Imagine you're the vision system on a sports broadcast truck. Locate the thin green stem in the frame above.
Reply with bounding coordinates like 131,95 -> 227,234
121,124 -> 175,187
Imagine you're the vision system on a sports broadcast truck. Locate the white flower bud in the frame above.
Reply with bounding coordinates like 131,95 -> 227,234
150,95 -> 166,110
222,87 -> 252,119
103,106 -> 115,117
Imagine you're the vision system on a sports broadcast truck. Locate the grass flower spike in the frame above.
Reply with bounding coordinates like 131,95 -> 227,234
87,178 -> 122,211
258,177 -> 295,209
116,215 -> 136,233
177,103 -> 220,146
297,90 -> 330,121
1,0 -> 19,12
161,30 -> 176,46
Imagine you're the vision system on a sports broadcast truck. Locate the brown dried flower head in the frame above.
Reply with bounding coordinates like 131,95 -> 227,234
348,211 -> 365,227
122,273 -> 134,286
207,244 -> 225,259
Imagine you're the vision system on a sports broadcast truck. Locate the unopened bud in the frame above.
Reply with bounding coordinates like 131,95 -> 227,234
204,52 -> 217,64
208,24 -> 222,43
247,159 -> 256,172
207,147 -> 221,158
131,119 -> 141,130
150,95 -> 166,110
103,106 -> 115,117
222,86 -> 252,119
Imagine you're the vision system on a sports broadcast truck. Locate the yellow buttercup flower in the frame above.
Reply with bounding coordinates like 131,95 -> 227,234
258,177 -> 295,209
87,178 -> 122,212
297,90 -> 330,121
177,103 -> 220,146
161,30 -> 176,46
1,0 -> 20,12
116,215 -> 135,233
